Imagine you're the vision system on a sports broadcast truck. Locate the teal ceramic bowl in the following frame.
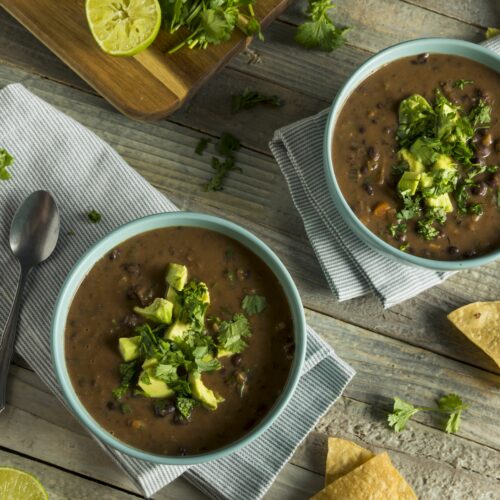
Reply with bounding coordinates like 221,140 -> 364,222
324,38 -> 500,271
52,212 -> 306,465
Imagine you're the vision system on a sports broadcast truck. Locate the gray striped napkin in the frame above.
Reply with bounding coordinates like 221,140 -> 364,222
269,37 -> 500,309
0,83 -> 355,499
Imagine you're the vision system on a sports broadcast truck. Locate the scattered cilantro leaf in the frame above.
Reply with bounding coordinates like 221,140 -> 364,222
195,138 -> 210,155
217,313 -> 252,354
453,79 -> 474,90
231,89 -> 284,113
469,99 -> 491,130
242,293 -> 267,315
388,223 -> 407,239
204,132 -> 241,192
87,209 -> 102,224
295,0 -> 348,52
388,394 -> 468,433
176,396 -> 197,419
0,148 -> 14,181
112,361 -> 139,400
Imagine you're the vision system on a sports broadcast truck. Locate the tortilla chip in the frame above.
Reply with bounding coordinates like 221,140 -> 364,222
312,453 -> 417,500
325,437 -> 374,485
448,301 -> 500,368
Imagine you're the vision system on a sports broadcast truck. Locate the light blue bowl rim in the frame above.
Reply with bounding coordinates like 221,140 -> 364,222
51,211 -> 307,465
324,37 -> 500,271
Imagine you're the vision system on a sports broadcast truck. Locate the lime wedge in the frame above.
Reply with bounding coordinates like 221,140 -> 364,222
0,467 -> 48,500
86,0 -> 162,56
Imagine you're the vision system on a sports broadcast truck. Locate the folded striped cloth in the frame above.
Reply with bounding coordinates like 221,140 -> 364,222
269,37 -> 500,309
0,84 -> 355,499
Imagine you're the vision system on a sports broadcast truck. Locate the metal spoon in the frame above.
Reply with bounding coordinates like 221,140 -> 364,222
0,191 -> 60,413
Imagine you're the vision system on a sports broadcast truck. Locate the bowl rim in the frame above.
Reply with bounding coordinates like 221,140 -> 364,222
51,211 -> 307,465
324,37 -> 500,271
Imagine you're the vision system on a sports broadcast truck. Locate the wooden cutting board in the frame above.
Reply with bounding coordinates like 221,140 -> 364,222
0,0 -> 290,120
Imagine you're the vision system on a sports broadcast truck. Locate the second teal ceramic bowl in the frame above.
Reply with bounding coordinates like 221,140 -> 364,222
52,212 -> 306,465
324,38 -> 500,272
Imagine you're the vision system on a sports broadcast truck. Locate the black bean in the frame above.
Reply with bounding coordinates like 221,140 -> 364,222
471,182 -> 488,197
475,144 -> 491,158
154,401 -> 176,417
376,102 -> 384,109
109,248 -> 121,260
486,173 -> 498,188
106,401 -> 116,410
127,284 -> 154,306
363,182 -> 374,196
412,53 -> 429,64
122,314 -> 140,328
123,263 -> 141,275
231,354 -> 242,366
283,341 -> 295,359
358,126 -> 366,133
179,447 -> 188,456
384,127 -> 392,135
464,249 -> 478,258
448,246 -> 460,256
360,165 -> 368,175
367,146 -> 380,161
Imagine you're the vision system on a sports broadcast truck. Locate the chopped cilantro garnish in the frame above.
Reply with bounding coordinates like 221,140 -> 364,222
453,79 -> 474,90
87,209 -> 102,223
112,361 -> 139,400
295,0 -> 348,52
204,132 -> 241,192
388,223 -> 407,239
231,89 -> 283,113
217,313 -> 252,354
468,203 -> 483,216
0,148 -> 14,181
176,396 -> 197,420
241,293 -> 267,316
195,138 -> 210,155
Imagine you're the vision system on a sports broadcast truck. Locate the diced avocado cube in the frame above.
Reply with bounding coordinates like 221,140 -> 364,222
399,149 -> 425,173
164,320 -> 190,342
138,369 -> 174,398
142,357 -> 158,369
419,173 -> 434,189
397,171 -> 421,196
134,298 -> 173,324
217,348 -> 233,358
433,154 -> 455,171
166,286 -> 182,318
425,193 -> 453,213
188,372 -> 224,410
118,336 -> 140,362
166,263 -> 188,291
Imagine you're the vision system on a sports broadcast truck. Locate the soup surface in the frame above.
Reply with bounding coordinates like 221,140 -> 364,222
65,227 -> 294,456
333,54 -> 500,260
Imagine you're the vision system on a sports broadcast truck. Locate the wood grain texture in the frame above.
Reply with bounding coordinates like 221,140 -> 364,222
0,0 -> 291,119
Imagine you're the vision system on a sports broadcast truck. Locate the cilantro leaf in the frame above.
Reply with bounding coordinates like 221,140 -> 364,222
176,396 -> 198,419
453,79 -> 474,90
204,132 -> 241,192
231,89 -> 284,113
87,209 -> 102,223
217,313 -> 252,354
112,361 -> 139,400
387,397 -> 420,432
469,99 -> 491,130
195,138 -> 210,155
241,293 -> 267,315
437,394 -> 469,434
295,0 -> 348,52
0,148 -> 14,181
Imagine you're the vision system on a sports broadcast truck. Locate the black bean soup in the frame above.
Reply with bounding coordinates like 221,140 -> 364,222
333,53 -> 500,260
65,227 -> 294,456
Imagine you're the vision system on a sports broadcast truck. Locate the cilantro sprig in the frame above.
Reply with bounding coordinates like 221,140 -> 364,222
217,313 -> 252,354
388,394 -> 469,434
231,89 -> 284,113
203,132 -> 241,192
295,0 -> 348,52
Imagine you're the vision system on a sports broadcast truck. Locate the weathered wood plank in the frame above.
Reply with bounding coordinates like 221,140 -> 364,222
0,61 -> 499,378
281,0 -> 485,52
0,448 -> 140,500
404,0 -> 499,29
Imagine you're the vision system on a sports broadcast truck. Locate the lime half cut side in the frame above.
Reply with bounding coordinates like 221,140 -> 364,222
86,0 -> 162,56
0,467 -> 48,500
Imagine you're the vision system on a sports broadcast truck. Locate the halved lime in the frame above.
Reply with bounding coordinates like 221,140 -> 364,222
0,467 -> 48,500
86,0 -> 162,56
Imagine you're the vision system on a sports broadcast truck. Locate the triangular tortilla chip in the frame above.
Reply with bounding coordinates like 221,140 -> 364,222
448,301 -> 500,368
325,437 -> 374,485
312,453 -> 417,500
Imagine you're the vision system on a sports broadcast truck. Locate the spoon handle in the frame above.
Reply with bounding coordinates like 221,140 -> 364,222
0,267 -> 30,413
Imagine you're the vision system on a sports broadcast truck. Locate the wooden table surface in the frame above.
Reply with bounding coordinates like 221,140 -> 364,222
1,1 -> 499,499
